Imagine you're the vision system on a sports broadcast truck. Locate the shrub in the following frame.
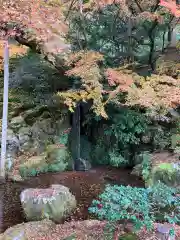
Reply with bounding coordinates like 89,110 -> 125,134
89,185 -> 153,231
105,108 -> 149,147
147,182 -> 180,226
90,108 -> 149,167
89,183 -> 180,234
108,150 -> 129,167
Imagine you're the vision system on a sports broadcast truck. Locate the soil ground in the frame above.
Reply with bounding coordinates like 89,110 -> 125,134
0,166 -> 143,233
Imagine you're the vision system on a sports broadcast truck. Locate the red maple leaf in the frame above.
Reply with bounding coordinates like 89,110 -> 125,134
159,0 -> 180,17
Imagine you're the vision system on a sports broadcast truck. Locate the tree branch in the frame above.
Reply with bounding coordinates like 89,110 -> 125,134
0,1 -> 72,74
0,23 -> 71,74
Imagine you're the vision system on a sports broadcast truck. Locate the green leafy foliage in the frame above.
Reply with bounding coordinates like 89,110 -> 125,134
89,185 -> 153,231
59,132 -> 69,145
147,182 -> 180,225
90,108 -> 149,167
108,150 -> 129,167
152,129 -> 170,150
89,183 -> 180,233
105,109 -> 149,146
67,3 -> 171,68
91,139 -> 109,165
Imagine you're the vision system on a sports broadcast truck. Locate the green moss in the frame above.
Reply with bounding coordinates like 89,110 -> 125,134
119,233 -> 138,240
150,162 -> 180,187
19,146 -> 71,178
158,163 -> 174,171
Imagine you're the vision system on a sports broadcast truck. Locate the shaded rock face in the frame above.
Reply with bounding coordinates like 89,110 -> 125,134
0,129 -> 19,152
0,50 -> 72,172
20,185 -> 77,223
9,116 -> 26,131
0,108 -> 70,172
156,223 -> 175,240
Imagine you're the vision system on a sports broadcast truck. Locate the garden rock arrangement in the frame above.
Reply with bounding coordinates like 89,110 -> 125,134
150,161 -> 180,187
0,104 -> 71,176
0,219 -> 180,240
132,151 -> 180,187
18,145 -> 71,178
0,220 -> 108,240
20,184 -> 77,222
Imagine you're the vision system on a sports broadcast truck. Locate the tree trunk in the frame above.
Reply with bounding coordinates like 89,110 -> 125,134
162,31 -> 166,53
148,37 -> 155,71
127,17 -> 132,63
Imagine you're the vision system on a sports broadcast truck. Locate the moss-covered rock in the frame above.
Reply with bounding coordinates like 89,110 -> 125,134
46,145 -> 71,171
149,162 -> 180,187
22,106 -> 50,125
132,152 -> 180,188
18,127 -> 31,145
46,145 -> 69,162
19,145 -> 71,178
20,185 -> 76,222
119,233 -> 138,240
9,116 -> 26,131
19,155 -> 47,177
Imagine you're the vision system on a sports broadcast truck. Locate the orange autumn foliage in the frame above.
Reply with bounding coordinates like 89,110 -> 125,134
159,0 -> 180,17
106,68 -> 133,92
0,41 -> 28,70
127,75 -> 180,109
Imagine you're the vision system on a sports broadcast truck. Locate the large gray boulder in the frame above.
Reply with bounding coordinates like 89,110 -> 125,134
20,184 -> 76,223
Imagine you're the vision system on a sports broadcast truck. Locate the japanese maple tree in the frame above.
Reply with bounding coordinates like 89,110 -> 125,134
159,0 -> 180,17
0,0 -> 70,72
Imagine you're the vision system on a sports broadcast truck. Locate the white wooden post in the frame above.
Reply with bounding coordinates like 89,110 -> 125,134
0,40 -> 9,178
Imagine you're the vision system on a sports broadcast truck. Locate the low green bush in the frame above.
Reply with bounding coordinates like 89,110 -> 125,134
19,158 -> 67,177
89,183 -> 180,235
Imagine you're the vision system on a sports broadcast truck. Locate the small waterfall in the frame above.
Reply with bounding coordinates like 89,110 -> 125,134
71,102 -> 81,171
